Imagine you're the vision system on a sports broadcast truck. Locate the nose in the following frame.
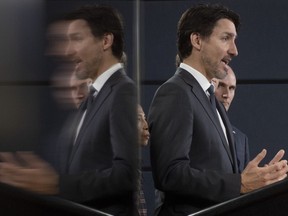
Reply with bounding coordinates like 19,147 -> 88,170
141,117 -> 149,131
229,41 -> 238,57
65,41 -> 75,58
76,91 -> 85,99
78,87 -> 86,96
143,119 -> 148,130
222,88 -> 229,98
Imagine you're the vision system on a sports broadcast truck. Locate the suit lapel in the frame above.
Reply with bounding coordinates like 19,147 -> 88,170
216,102 -> 238,173
67,70 -> 124,166
177,69 -> 237,171
58,111 -> 81,173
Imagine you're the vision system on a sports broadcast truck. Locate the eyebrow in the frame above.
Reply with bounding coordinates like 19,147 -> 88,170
218,81 -> 236,88
223,32 -> 238,39
67,32 -> 82,38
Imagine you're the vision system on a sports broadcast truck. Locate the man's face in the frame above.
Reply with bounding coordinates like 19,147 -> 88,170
46,21 -> 69,58
213,69 -> 236,111
70,75 -> 92,108
137,105 -> 150,146
65,19 -> 104,79
200,19 -> 238,80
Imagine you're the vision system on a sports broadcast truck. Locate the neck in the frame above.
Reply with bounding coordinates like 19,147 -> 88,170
183,55 -> 212,82
92,56 -> 119,81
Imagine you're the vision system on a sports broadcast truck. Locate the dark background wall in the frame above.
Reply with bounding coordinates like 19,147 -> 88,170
1,0 -> 288,215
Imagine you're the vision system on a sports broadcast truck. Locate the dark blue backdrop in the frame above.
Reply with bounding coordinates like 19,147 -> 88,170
1,1 -> 288,215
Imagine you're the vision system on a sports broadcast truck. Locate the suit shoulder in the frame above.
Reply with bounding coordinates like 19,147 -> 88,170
158,73 -> 190,92
110,71 -> 135,87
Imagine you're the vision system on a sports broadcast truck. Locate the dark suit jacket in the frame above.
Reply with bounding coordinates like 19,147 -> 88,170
232,126 -> 250,173
148,68 -> 241,216
57,69 -> 138,215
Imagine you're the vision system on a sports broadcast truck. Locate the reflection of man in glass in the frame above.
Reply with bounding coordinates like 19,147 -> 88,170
137,104 -> 149,216
69,72 -> 92,109
0,5 -> 138,215
138,105 -> 150,147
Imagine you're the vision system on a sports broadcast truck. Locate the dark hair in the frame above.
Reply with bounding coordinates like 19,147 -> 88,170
177,4 -> 240,60
64,5 -> 124,60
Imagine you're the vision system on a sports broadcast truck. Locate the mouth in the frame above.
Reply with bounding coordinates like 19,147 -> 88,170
221,58 -> 231,65
73,58 -> 82,69
142,134 -> 150,141
223,102 -> 230,106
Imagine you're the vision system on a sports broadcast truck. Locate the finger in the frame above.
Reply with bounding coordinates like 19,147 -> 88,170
276,160 -> 288,170
1,174 -> 29,190
16,152 -> 47,169
0,152 -> 21,166
268,149 -> 285,165
264,160 -> 288,177
250,149 -> 267,166
264,177 -> 285,187
266,171 -> 287,183
278,174 -> 288,181
0,163 -> 22,185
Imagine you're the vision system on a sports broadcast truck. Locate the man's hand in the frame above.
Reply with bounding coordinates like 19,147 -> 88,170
0,152 -> 58,195
241,149 -> 288,194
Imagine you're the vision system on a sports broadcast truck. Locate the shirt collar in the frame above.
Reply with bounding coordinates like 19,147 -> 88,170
92,63 -> 122,92
179,63 -> 211,92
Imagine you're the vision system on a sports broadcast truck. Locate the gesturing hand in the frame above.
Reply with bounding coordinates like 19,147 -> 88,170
0,152 -> 58,195
240,149 -> 288,194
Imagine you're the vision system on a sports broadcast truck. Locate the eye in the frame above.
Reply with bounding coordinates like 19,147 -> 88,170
74,37 -> 82,42
70,34 -> 83,42
70,86 -> 76,91
218,82 -> 225,88
222,36 -> 229,41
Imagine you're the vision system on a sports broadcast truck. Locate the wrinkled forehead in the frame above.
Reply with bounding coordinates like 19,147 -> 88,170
219,75 -> 236,87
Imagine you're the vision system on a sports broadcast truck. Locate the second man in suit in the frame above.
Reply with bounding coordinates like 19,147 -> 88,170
212,65 -> 250,172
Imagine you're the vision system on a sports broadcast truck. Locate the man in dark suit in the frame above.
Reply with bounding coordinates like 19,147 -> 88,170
232,126 -> 249,172
0,5 -> 138,215
213,65 -> 249,172
148,4 -> 288,216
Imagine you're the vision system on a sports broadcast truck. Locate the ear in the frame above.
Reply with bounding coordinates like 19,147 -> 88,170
103,33 -> 114,51
190,32 -> 201,50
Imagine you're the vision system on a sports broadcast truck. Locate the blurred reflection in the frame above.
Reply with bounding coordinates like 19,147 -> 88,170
46,20 -> 69,58
138,104 -> 149,147
69,72 -> 92,109
50,67 -> 92,110
46,19 -> 75,110
137,104 -> 149,216
0,4 -> 138,216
